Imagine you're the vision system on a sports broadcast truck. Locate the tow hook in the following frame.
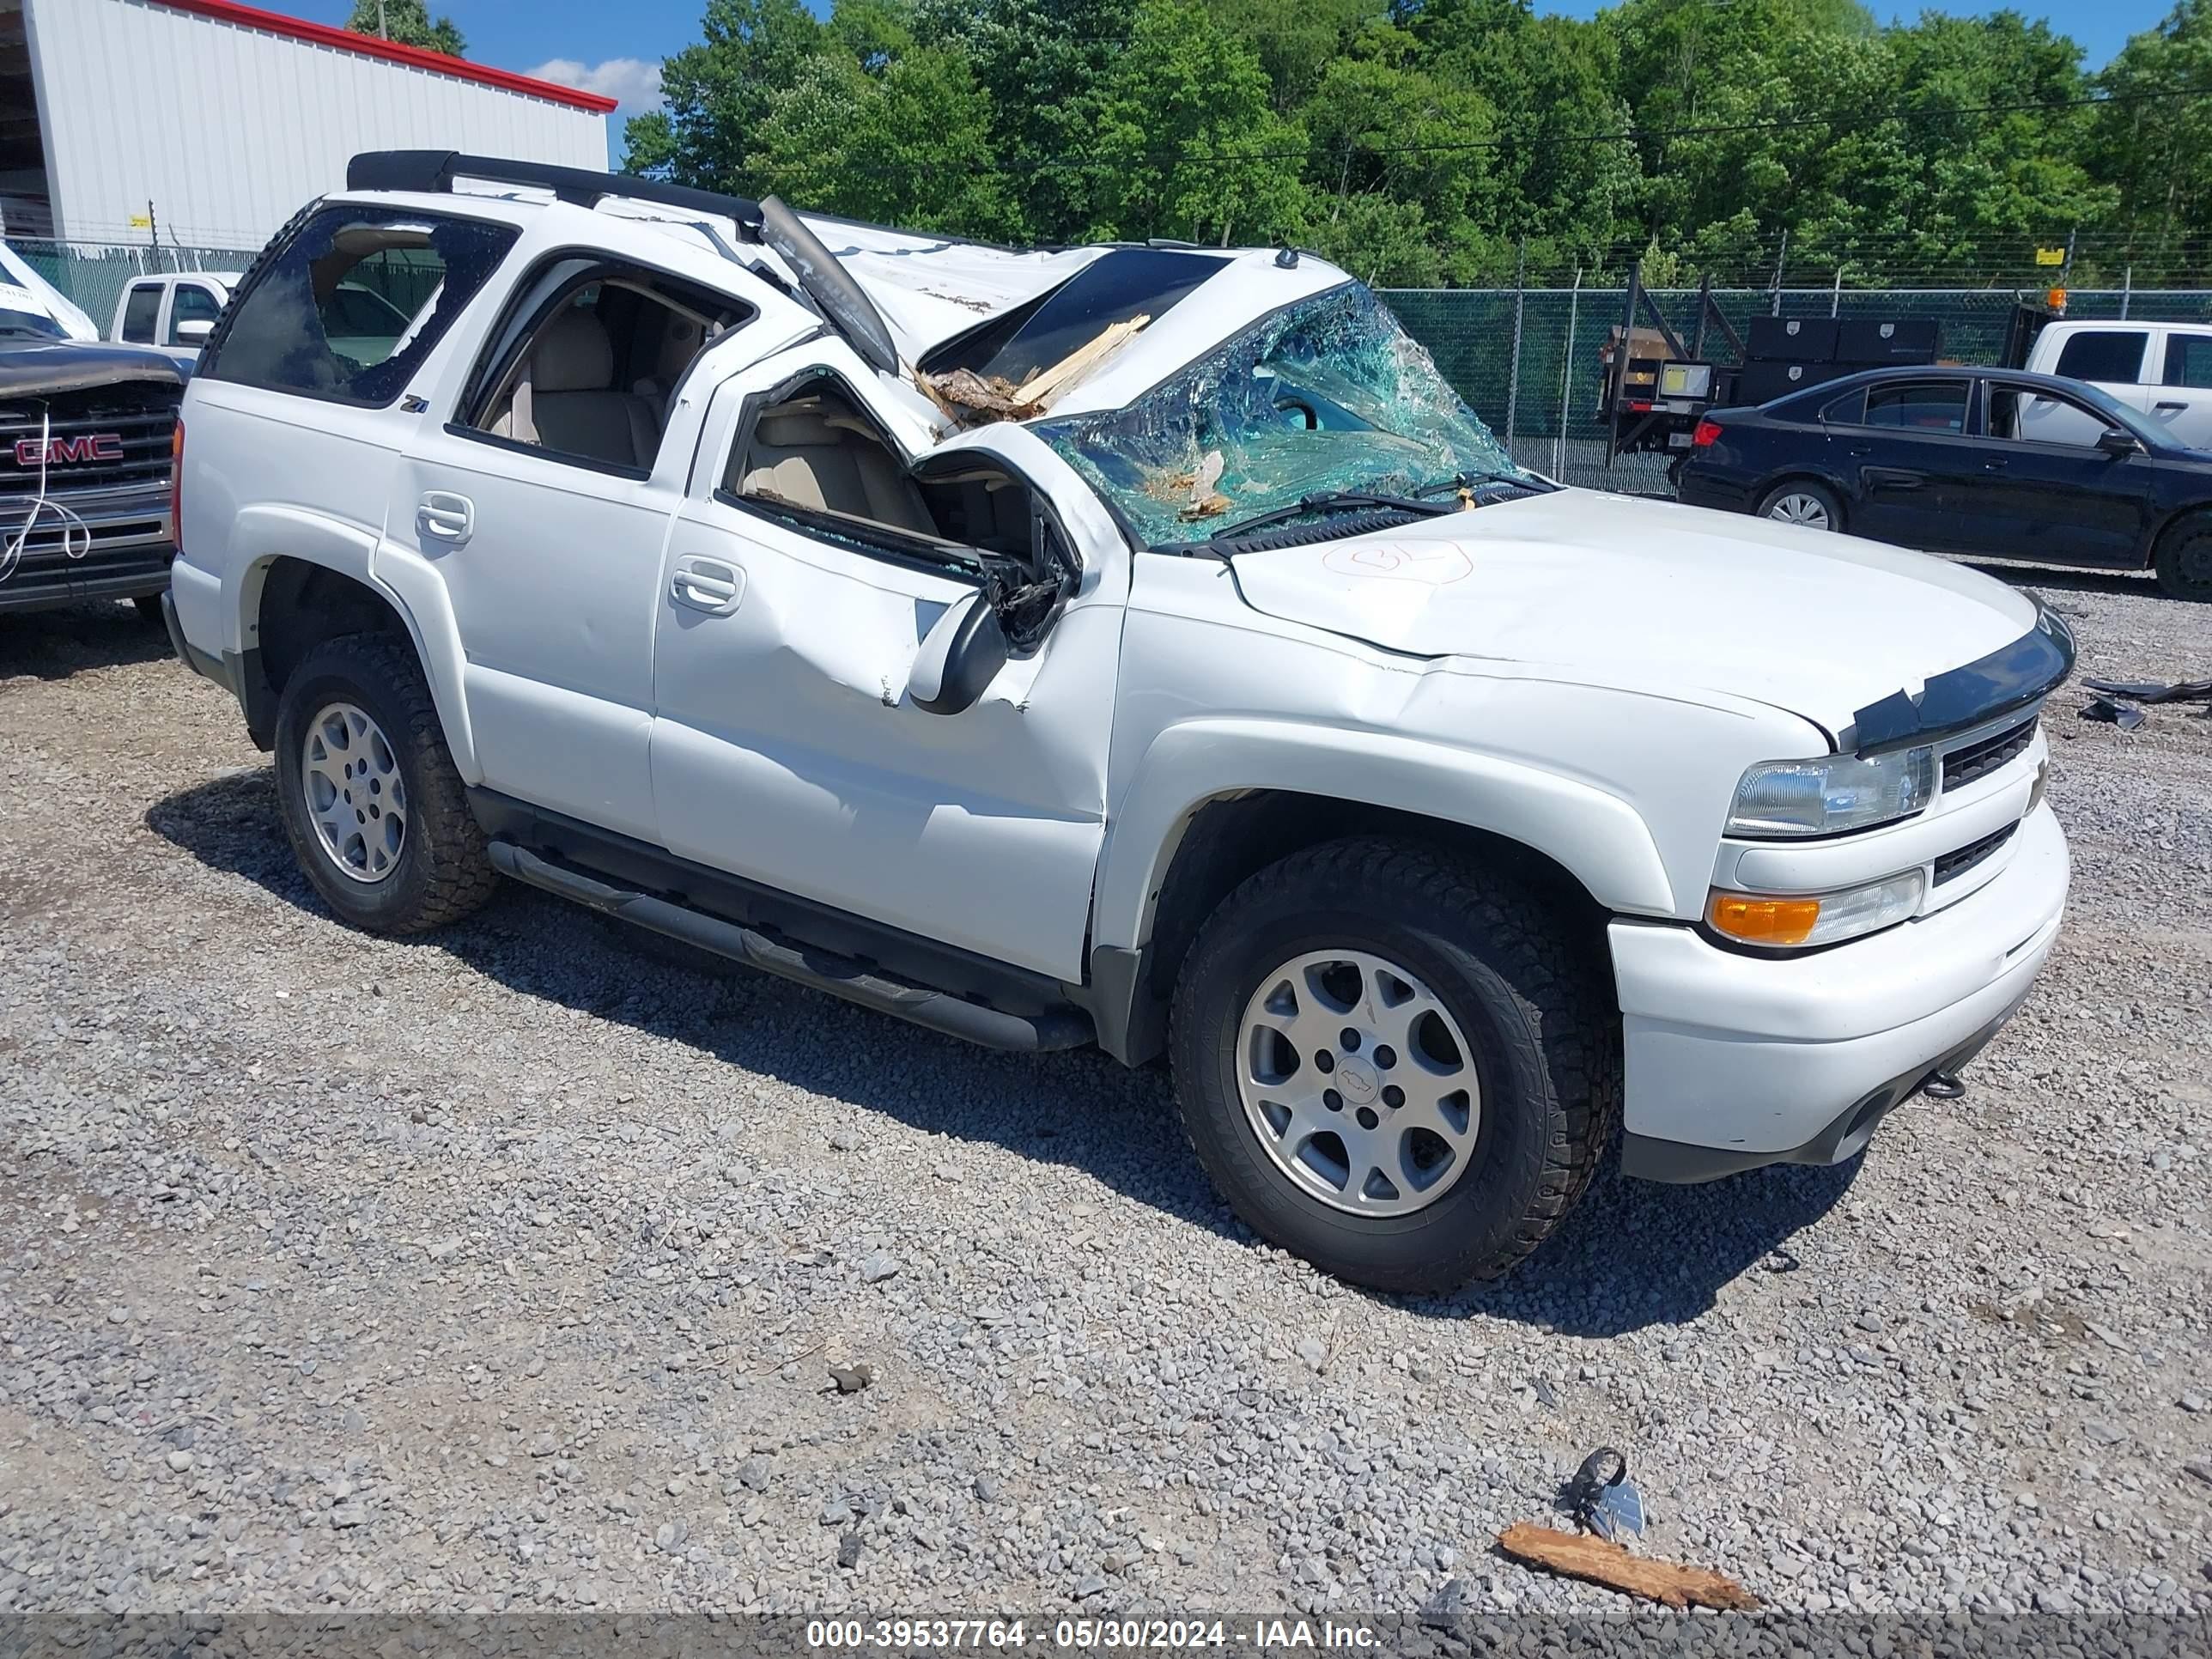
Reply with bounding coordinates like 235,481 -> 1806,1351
1920,1069 -> 1966,1100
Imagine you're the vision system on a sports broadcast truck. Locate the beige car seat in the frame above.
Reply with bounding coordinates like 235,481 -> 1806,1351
501,309 -> 660,469
737,404 -> 935,535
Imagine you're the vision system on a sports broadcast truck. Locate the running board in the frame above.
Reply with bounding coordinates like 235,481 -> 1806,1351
488,842 -> 1093,1054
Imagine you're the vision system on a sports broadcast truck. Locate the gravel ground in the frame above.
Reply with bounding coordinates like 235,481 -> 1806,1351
0,560 -> 2207,1631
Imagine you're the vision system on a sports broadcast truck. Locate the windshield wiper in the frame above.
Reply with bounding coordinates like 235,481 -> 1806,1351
1212,488 -> 1451,540
1411,470 -> 1545,500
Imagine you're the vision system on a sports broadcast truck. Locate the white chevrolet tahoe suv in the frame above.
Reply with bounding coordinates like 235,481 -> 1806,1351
163,153 -> 2073,1292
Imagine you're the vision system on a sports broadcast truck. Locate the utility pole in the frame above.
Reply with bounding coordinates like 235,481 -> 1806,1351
377,0 -> 388,37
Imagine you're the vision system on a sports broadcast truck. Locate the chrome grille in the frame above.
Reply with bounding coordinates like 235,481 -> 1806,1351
1942,715 -> 2037,793
0,408 -> 177,493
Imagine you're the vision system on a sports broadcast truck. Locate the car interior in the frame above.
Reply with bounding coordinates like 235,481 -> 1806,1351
721,379 -> 1077,643
471,268 -> 746,471
726,382 -> 1060,564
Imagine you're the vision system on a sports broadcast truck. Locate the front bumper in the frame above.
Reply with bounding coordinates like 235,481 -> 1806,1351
1612,802 -> 2068,1182
0,541 -> 174,614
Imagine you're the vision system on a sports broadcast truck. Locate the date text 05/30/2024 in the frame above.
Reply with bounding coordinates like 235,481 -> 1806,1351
805,1620 -> 1381,1650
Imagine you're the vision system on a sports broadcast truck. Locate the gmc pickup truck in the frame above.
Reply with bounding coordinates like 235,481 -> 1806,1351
2,240 -> 185,619
164,154 -> 2072,1291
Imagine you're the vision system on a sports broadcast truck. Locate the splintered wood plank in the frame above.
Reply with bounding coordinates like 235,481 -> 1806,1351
1017,314 -> 1149,406
1496,1523 -> 1761,1611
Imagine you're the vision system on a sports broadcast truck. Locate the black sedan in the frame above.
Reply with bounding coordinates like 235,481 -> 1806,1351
1674,364 -> 2212,599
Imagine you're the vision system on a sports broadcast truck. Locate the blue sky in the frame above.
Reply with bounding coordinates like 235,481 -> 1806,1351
287,0 -> 2178,148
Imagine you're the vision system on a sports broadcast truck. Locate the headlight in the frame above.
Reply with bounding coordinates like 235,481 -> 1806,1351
1728,746 -> 1936,837
1708,869 -> 1925,949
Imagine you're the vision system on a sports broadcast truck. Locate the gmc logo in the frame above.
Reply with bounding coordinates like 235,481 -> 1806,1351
13,434 -> 125,467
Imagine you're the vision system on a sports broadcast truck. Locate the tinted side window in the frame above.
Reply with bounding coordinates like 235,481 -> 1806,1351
166,283 -> 223,343
2164,334 -> 2212,389
120,284 -> 161,343
1986,380 -> 2123,447
1863,381 -> 1966,434
1819,389 -> 1866,424
201,206 -> 517,407
2053,331 -> 2147,384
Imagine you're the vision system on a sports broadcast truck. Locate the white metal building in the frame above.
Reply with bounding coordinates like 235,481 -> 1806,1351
3,0 -> 613,246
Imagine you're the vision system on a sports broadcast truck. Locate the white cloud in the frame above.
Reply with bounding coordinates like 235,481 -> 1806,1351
526,56 -> 664,119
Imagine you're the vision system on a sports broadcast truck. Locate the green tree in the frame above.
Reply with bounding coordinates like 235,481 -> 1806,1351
1877,11 -> 2112,267
751,46 -> 1021,235
2091,0 -> 2212,279
346,0 -> 464,56
1085,0 -> 1311,245
626,0 -> 823,187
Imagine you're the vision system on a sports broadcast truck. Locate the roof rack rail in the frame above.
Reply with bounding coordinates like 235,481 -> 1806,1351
346,150 -> 762,231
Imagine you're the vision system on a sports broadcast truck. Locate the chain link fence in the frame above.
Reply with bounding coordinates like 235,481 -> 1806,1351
1384,283 -> 2212,493
9,239 -> 260,338
18,236 -> 2212,498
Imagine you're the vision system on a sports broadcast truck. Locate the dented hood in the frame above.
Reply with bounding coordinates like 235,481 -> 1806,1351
1226,489 -> 2042,738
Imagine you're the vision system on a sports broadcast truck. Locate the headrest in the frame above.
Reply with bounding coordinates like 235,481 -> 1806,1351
530,308 -> 614,393
755,411 -> 845,447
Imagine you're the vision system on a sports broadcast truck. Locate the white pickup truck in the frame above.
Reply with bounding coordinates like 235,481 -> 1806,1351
2026,318 -> 2212,448
163,153 -> 2072,1292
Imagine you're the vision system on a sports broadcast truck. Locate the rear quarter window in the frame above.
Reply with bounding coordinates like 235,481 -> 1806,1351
2052,331 -> 2148,385
200,205 -> 517,407
120,284 -> 161,343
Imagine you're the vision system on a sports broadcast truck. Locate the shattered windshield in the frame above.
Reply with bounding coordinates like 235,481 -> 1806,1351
1033,283 -> 1526,548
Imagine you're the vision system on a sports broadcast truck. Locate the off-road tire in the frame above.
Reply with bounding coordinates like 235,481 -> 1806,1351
1756,478 -> 1844,532
1169,836 -> 1621,1294
2153,514 -> 2212,601
273,633 -> 496,934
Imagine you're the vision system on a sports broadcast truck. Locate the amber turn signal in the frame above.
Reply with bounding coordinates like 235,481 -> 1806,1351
1707,890 -> 1822,946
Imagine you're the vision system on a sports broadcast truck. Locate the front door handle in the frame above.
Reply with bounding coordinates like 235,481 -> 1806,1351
1983,458 -> 2009,471
417,491 -> 473,544
672,555 -> 746,616
2155,399 -> 2188,412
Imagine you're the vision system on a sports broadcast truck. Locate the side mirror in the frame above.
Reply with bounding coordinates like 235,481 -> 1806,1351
175,319 -> 215,343
908,590 -> 1008,715
2097,427 -> 2142,459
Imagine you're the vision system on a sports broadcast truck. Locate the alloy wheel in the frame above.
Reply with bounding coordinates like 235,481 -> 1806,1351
1766,491 -> 1832,529
1236,949 -> 1482,1217
300,701 -> 407,884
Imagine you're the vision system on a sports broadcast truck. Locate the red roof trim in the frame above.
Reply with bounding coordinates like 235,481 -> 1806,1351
142,0 -> 622,113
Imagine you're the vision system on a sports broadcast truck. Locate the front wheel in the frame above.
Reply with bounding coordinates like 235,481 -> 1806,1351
1169,838 -> 1621,1294
272,633 -> 496,933
1757,479 -> 1843,532
2153,515 -> 2212,601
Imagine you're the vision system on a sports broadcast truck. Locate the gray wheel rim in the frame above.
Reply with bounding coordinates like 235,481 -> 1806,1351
301,701 -> 406,884
1235,949 -> 1482,1218
1767,491 -> 1832,528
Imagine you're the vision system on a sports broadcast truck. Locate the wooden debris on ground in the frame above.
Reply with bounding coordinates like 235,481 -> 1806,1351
1495,1522 -> 1760,1612
916,313 -> 1150,426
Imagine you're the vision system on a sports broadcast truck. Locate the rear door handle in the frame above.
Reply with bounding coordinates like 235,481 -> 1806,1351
2155,399 -> 2188,412
416,491 -> 473,544
672,555 -> 745,616
1983,458 -> 2008,471
1848,443 -> 1874,456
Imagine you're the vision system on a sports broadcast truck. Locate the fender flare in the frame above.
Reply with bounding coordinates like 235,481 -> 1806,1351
1091,717 -> 1678,960
227,506 -> 479,781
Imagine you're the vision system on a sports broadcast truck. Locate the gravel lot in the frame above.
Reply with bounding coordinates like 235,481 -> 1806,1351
0,559 -> 2207,1627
